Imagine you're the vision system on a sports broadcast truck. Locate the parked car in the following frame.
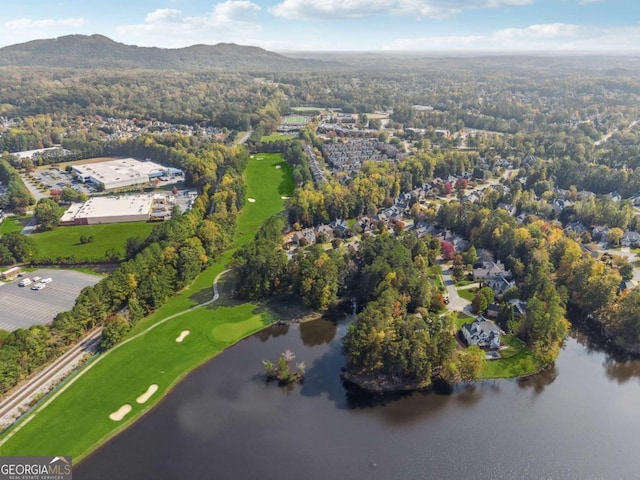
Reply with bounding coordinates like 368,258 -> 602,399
41,277 -> 53,284
18,278 -> 32,287
31,283 -> 45,291
33,276 -> 42,282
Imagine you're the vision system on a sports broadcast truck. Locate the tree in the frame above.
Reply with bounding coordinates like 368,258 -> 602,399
441,240 -> 455,261
441,347 -> 484,383
34,198 -> 60,231
472,291 -> 488,314
462,245 -> 477,266
99,314 -> 131,350
608,227 -> 624,247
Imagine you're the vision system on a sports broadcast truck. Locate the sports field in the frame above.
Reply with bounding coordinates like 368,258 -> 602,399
281,115 -> 309,125
0,153 -> 294,461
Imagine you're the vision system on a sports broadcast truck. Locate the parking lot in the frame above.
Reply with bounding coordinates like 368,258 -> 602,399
0,269 -> 102,331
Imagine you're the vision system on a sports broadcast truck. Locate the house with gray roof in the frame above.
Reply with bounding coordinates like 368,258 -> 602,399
621,230 -> 640,248
461,316 -> 502,350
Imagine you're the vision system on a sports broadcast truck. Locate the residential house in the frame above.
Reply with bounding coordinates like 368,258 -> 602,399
473,260 -> 512,281
497,203 -> 517,217
619,279 -> 638,294
461,316 -> 502,350
293,228 -> 316,246
330,218 -> 350,238
486,303 -> 501,319
485,276 -> 516,295
592,226 -> 610,243
564,222 -> 588,235
507,298 -> 527,318
621,230 -> 640,248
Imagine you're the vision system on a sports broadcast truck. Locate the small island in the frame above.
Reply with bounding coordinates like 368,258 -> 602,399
263,349 -> 306,385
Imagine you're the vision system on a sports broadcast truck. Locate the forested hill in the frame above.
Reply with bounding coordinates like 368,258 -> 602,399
0,34 -> 326,70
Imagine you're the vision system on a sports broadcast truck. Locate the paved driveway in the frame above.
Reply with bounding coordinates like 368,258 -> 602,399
439,261 -> 472,314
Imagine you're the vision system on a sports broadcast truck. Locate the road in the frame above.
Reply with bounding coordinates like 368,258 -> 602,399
439,261 -> 472,314
594,120 -> 638,147
235,130 -> 253,145
0,326 -> 103,427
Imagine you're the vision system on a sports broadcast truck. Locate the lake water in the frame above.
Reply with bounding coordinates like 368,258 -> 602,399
77,317 -> 640,480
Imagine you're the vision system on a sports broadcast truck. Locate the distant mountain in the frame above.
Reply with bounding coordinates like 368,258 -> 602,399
0,34 -> 326,70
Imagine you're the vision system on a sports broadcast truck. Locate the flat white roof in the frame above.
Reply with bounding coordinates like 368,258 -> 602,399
66,195 -> 154,220
72,158 -> 167,185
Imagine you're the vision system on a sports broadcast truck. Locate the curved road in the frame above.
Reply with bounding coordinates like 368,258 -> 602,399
0,269 -> 230,438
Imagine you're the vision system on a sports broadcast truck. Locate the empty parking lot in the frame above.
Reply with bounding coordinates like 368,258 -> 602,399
0,269 -> 102,331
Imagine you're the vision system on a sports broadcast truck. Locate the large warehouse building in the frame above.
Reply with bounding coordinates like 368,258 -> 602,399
60,194 -> 175,225
71,158 -> 182,191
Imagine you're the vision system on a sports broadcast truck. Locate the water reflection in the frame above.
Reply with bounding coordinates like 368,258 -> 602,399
517,364 -> 557,393
254,323 -> 289,342
299,318 -> 337,346
602,358 -> 640,384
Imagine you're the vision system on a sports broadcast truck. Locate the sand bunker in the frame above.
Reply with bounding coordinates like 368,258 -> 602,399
247,198 -> 256,203
281,196 -> 290,200
250,155 -> 254,158
136,384 -> 159,404
275,165 -> 282,169
176,330 -> 190,343
109,404 -> 132,421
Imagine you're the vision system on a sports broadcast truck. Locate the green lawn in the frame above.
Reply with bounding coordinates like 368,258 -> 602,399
30,223 -> 156,261
260,134 -> 296,142
478,335 -> 544,379
457,288 -> 476,301
0,216 -> 30,235
428,265 -> 446,293
0,153 -> 293,461
454,312 -> 474,329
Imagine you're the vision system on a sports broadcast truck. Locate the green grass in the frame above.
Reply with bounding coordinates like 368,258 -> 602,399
0,216 -> 30,235
30,223 -> 155,261
428,265 -> 446,293
478,335 -> 544,379
454,312 -> 474,329
0,153 -> 293,461
0,330 -> 10,343
260,134 -> 296,142
457,288 -> 476,301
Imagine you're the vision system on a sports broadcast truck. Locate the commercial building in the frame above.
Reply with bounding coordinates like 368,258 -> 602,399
71,158 -> 182,191
60,194 -> 175,225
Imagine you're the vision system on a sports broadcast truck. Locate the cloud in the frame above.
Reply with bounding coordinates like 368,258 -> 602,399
493,23 -> 584,42
579,0 -> 605,4
4,17 -> 86,31
271,0 -> 532,20
115,1 -> 261,48
383,23 -> 640,51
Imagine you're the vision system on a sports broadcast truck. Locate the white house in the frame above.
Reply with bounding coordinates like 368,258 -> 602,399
461,316 -> 502,350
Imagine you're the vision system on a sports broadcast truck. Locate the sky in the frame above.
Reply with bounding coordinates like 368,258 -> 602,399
1,0 -> 639,52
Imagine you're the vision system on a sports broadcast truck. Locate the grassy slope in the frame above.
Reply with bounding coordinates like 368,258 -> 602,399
31,223 -> 155,261
0,153 -> 293,460
0,216 -> 30,235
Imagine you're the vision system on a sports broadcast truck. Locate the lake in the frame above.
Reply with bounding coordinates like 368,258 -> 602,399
77,317 -> 640,480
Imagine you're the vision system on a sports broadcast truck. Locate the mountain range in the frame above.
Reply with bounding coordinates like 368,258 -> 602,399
0,34 -> 324,70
